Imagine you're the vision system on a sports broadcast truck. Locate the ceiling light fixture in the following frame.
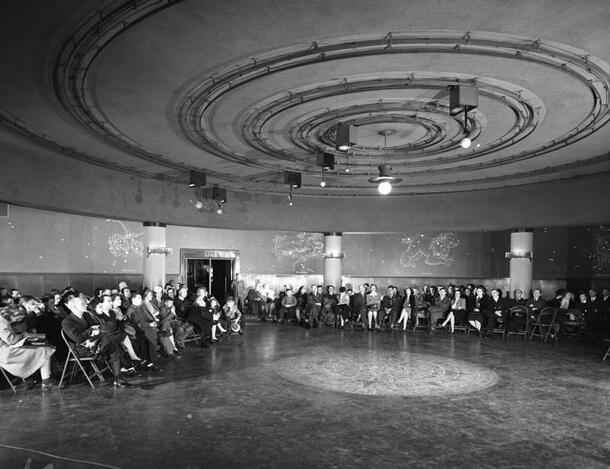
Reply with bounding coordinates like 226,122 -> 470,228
283,171 -> 301,189
368,164 -> 403,195
188,170 -> 207,188
368,130 -> 402,195
449,85 -> 478,150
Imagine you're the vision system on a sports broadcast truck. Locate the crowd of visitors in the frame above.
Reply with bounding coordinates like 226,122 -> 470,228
2,278 -> 609,391
245,282 -> 610,339
0,282 -> 243,390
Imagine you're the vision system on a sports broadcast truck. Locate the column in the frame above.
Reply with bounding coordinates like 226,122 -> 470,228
508,229 -> 533,297
143,222 -> 167,289
323,232 -> 343,289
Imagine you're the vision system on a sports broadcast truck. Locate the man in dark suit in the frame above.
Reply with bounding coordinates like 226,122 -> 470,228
62,291 -> 129,387
428,287 -> 451,331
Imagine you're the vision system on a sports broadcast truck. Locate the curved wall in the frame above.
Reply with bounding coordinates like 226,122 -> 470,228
1,135 -> 609,233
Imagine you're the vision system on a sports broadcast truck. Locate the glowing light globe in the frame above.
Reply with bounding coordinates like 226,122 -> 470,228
195,200 -> 203,209
378,180 -> 392,195
460,137 -> 472,148
320,180 -> 326,187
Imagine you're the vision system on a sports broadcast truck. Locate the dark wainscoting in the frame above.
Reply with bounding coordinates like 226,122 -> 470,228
0,273 -> 143,297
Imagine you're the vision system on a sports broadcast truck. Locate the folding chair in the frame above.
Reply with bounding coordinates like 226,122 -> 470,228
529,306 -> 558,343
1,365 -> 26,393
563,308 -> 587,338
506,306 -> 529,339
491,313 -> 506,337
414,306 -> 431,332
183,322 -> 202,346
58,330 -> 111,389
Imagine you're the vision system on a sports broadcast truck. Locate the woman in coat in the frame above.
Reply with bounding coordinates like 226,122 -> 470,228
0,304 -> 55,389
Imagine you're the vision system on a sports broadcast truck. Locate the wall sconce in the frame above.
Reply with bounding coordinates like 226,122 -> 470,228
147,246 -> 173,257
505,251 -> 533,261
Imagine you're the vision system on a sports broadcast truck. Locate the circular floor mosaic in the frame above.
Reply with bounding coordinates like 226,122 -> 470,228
274,348 -> 498,397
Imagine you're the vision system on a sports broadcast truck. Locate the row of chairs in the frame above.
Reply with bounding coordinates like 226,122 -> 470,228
2,326 -> 204,393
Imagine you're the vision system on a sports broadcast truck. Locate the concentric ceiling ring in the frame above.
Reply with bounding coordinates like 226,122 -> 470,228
46,0 -> 610,196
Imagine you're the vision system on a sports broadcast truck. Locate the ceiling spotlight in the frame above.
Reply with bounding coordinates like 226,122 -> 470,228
460,137 -> 472,149
188,170 -> 206,188
335,123 -> 357,151
368,164 -> 402,196
320,180 -> 326,187
317,153 -> 335,171
212,185 -> 227,203
283,171 -> 302,189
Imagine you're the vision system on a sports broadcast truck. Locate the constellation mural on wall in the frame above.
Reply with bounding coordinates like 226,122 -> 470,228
582,225 -> 610,272
106,219 -> 143,258
272,232 -> 324,273
400,232 -> 460,267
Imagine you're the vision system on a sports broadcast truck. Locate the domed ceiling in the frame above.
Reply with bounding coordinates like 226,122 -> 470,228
0,0 -> 608,229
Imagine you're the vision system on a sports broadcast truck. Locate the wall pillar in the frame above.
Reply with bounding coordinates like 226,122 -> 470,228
323,232 -> 343,289
143,222 -> 167,289
508,229 -> 534,297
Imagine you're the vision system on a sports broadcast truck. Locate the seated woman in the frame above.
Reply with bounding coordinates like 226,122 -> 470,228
294,286 -> 307,325
335,287 -> 351,328
441,289 -> 466,333
0,304 -> 56,389
396,287 -> 414,331
468,286 -> 490,337
366,284 -> 381,330
186,294 -> 213,347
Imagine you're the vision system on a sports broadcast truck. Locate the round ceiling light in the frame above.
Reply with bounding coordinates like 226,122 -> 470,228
460,137 -> 472,149
378,181 -> 392,195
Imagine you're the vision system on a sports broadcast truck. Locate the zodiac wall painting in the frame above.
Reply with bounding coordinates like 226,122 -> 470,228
400,232 -> 461,268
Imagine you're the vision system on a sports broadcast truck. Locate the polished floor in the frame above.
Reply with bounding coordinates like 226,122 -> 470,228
1,321 -> 609,469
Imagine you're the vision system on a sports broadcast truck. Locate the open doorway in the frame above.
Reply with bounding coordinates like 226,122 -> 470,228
181,249 -> 239,305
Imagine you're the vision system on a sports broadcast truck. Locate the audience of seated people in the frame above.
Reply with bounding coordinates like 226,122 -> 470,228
2,279 -> 609,391
0,281 -> 246,390
242,282 -> 610,341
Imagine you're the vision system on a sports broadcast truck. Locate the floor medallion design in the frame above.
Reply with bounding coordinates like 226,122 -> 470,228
274,348 -> 498,396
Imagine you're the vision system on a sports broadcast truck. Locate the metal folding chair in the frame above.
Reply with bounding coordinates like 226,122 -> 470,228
529,306 -> 558,343
506,305 -> 529,339
1,365 -> 25,393
563,308 -> 587,338
414,306 -> 431,332
58,329 -> 111,389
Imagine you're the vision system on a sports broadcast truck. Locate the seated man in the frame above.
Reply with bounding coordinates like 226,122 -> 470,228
509,289 -> 527,308
279,288 -> 297,323
160,295 -> 187,351
222,296 -> 243,335
428,287 -> 451,331
526,289 -> 546,321
62,291 -> 129,387
486,288 -> 507,336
